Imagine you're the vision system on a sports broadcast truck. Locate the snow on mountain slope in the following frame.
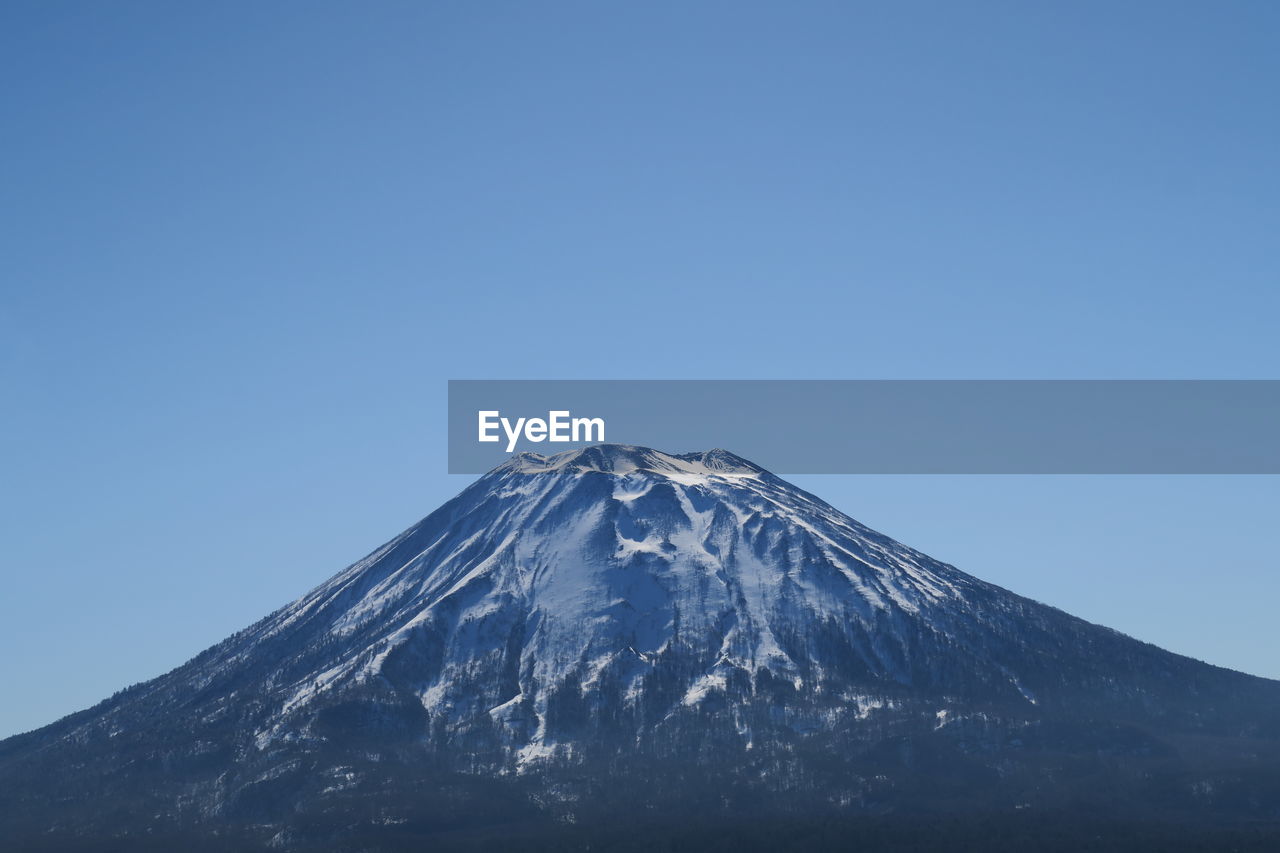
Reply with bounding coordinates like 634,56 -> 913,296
54,444 -> 1242,774
239,445 -> 987,750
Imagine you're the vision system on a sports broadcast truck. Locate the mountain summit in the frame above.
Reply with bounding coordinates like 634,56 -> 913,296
4,445 -> 1280,850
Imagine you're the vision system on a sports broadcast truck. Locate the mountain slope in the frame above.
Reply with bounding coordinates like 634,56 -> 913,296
3,445 -> 1279,850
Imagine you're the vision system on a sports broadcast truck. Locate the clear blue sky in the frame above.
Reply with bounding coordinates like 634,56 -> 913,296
2,1 -> 1277,738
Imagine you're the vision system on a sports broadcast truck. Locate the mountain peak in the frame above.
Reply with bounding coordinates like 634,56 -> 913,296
500,443 -> 765,478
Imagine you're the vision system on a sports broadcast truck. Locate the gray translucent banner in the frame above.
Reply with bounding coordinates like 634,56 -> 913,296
447,380 -> 1280,474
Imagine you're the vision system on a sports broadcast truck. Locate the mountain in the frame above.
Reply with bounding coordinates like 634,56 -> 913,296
3,445 -> 1280,851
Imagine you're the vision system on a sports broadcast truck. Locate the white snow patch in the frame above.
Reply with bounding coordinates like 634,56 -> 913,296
683,671 -> 729,705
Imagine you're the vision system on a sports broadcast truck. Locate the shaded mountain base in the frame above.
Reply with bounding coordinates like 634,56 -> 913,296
7,715 -> 1280,851
13,812 -> 1280,853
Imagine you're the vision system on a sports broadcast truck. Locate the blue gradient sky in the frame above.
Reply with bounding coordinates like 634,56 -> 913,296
2,1 -> 1278,738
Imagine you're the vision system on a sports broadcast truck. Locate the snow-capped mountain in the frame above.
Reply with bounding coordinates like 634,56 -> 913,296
4,445 -> 1280,851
